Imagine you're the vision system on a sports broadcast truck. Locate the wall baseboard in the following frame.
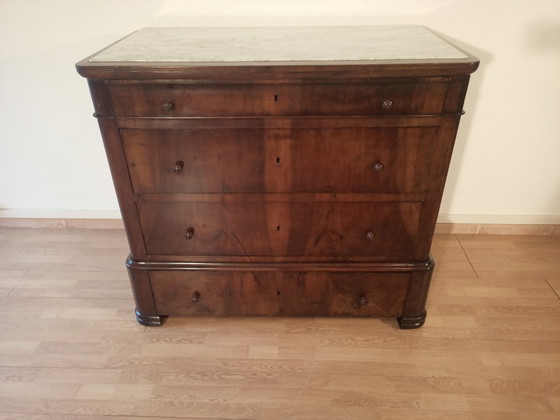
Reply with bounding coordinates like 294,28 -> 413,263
0,216 -> 558,235
434,223 -> 560,235
0,209 -> 123,229
434,213 -> 560,235
0,217 -> 124,229
437,213 -> 560,225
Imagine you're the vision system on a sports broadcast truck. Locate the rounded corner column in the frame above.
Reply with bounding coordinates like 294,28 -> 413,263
399,256 -> 434,329
127,256 -> 164,327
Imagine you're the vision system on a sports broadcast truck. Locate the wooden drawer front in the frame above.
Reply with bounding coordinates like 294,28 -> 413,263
108,80 -> 448,117
138,200 -> 421,259
122,126 -> 437,194
150,271 -> 410,317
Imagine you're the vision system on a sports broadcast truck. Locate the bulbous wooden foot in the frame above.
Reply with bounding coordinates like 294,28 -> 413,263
397,311 -> 427,329
135,310 -> 165,326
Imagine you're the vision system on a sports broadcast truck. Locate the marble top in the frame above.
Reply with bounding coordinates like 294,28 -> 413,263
90,26 -> 468,63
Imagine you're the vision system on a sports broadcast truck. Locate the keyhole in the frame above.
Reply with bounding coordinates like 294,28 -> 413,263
276,157 -> 281,165
276,225 -> 281,231
274,94 -> 279,102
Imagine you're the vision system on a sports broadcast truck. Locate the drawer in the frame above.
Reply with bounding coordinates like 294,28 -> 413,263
149,270 -> 410,317
108,80 -> 449,117
122,126 -> 437,194
138,200 -> 422,259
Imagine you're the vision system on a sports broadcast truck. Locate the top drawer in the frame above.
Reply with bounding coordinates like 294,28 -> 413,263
107,80 -> 450,117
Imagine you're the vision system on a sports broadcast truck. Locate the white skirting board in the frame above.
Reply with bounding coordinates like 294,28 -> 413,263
438,213 -> 560,225
436,214 -> 560,235
0,209 -> 124,229
0,210 -> 559,234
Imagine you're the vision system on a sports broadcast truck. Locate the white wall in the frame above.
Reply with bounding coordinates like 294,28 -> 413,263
1,0 -> 559,223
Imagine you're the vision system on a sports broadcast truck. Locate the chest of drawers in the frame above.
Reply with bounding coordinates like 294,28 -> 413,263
77,26 -> 478,328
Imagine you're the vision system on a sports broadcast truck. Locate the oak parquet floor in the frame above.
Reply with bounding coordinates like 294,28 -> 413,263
0,227 -> 559,419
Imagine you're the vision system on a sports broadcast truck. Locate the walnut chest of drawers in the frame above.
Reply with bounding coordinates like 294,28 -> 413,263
77,26 -> 478,328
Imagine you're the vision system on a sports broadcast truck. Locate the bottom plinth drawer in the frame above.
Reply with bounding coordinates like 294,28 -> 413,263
149,270 -> 410,317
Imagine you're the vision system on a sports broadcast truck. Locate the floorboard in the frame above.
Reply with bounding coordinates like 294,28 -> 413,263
0,227 -> 559,419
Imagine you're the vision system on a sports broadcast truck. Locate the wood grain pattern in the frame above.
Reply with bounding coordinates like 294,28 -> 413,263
122,126 -> 437,194
149,271 -> 409,317
107,80 -> 451,117
2,216 -> 558,237
138,200 -> 422,258
0,227 -> 559,419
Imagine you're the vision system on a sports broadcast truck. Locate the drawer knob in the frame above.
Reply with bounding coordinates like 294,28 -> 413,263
184,227 -> 195,240
382,99 -> 393,110
174,160 -> 185,174
373,162 -> 384,172
365,231 -> 375,240
191,291 -> 200,303
359,296 -> 369,306
161,101 -> 176,112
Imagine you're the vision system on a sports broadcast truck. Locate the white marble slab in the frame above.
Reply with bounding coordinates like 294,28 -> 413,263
90,26 -> 468,63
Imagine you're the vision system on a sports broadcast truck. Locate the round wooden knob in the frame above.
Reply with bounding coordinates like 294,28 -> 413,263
174,160 -> 184,174
382,99 -> 393,110
191,291 -> 200,303
184,227 -> 195,240
161,101 -> 176,112
365,231 -> 375,240
373,162 -> 384,172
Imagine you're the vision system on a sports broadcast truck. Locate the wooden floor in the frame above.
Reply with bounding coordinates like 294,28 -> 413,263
0,227 -> 559,420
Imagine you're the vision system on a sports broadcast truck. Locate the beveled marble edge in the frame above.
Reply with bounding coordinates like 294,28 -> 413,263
89,26 -> 468,63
